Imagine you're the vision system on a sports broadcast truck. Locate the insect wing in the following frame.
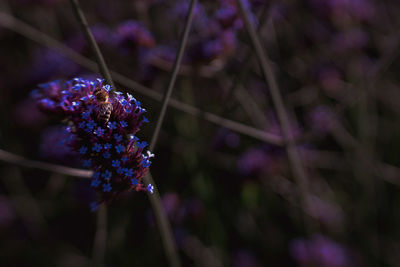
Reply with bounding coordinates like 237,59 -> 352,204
99,102 -> 112,116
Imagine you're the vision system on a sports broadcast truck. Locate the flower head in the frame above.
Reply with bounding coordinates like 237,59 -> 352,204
33,78 -> 153,205
115,20 -> 155,53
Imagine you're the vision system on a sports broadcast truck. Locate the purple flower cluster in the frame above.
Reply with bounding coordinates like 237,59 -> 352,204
187,1 -> 239,63
115,20 -> 156,54
158,0 -> 247,65
307,105 -> 337,134
67,21 -> 155,56
160,192 -> 204,225
27,48 -> 80,83
308,0 -> 374,22
290,235 -> 354,267
190,0 -> 266,63
140,0 -> 266,71
68,25 -> 115,53
32,78 -> 153,207
237,146 -> 284,177
215,0 -> 250,30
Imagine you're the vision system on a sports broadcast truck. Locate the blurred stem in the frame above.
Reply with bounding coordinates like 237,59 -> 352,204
0,148 -> 92,178
149,0 -> 197,152
236,0 -> 315,234
145,172 -> 179,267
0,12 -> 283,146
144,1 -> 197,267
356,76 -> 381,265
5,144 -> 396,187
69,0 -> 115,88
133,1 -> 151,29
221,5 -> 270,103
217,7 -> 271,129
91,204 -> 107,267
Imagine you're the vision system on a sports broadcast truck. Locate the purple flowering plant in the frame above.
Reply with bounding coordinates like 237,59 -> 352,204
32,78 -> 153,206
115,20 -> 156,53
3,0 -> 400,265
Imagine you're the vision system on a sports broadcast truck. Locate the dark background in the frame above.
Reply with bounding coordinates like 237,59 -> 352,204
1,0 -> 400,266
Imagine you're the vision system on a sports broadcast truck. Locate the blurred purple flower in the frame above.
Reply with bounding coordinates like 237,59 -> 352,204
115,20 -> 155,54
318,67 -> 343,94
238,148 -> 271,176
0,196 -> 15,228
269,3 -> 287,22
39,125 -> 80,163
162,192 -> 181,219
68,25 -> 115,53
13,98 -> 46,128
165,0 -> 243,64
214,128 -> 240,149
290,235 -> 353,267
203,30 -> 238,61
216,0 -> 260,28
332,29 -> 369,53
159,193 -> 205,226
233,249 -> 259,267
27,48 -> 79,82
144,45 -> 178,64
331,0 -> 375,21
169,0 -> 206,23
307,105 -> 336,134
308,0 -> 374,21
215,4 -> 243,30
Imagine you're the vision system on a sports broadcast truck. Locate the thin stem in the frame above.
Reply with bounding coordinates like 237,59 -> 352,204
69,0 -> 115,88
167,99 -> 282,144
144,1 -> 197,267
367,33 -> 400,83
91,204 -> 107,267
2,145 -> 399,189
145,172 -> 179,266
0,149 -> 92,178
357,90 -> 382,265
0,141 -> 376,185
217,7 -> 271,129
149,0 -> 197,152
0,12 -> 282,146
218,74 -> 268,129
236,0 -> 314,234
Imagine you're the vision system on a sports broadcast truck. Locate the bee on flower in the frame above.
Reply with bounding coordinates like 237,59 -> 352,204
33,78 -> 154,208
